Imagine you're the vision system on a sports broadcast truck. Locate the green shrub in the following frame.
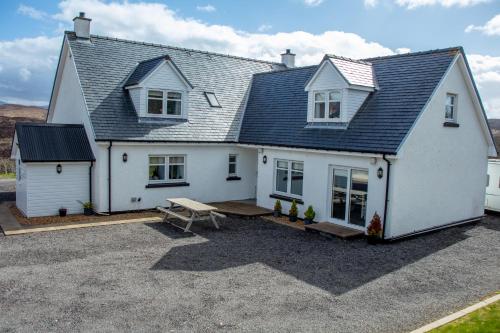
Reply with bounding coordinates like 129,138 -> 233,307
289,200 -> 298,217
274,199 -> 282,212
304,205 -> 315,220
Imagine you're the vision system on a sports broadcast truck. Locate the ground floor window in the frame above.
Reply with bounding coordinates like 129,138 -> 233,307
274,159 -> 303,197
331,167 -> 368,227
149,155 -> 185,182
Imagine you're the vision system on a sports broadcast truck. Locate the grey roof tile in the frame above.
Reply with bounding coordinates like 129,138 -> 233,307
327,55 -> 376,88
239,48 -> 459,154
66,32 -> 284,142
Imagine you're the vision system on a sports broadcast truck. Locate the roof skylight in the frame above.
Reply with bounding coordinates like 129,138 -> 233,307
205,92 -> 221,107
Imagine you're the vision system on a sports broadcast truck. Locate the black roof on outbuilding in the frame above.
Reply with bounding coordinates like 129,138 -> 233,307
15,123 -> 95,162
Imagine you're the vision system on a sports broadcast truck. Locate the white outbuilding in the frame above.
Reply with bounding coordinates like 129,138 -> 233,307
11,123 -> 95,217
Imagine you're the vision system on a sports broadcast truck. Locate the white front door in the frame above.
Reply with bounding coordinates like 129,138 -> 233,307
328,166 -> 368,230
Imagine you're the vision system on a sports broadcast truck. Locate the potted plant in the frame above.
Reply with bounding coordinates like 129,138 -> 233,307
367,212 -> 382,244
304,205 -> 315,225
289,200 -> 298,222
82,202 -> 93,216
273,199 -> 282,217
59,207 -> 67,217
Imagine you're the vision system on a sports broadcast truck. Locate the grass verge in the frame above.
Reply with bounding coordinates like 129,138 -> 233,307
431,300 -> 499,333
0,172 -> 15,179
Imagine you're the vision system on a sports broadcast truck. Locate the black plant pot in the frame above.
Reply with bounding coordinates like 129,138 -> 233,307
59,208 -> 67,217
304,218 -> 313,225
273,210 -> 281,218
289,215 -> 298,222
367,235 -> 379,245
84,208 -> 93,216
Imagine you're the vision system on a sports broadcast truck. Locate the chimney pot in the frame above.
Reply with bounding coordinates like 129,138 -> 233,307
281,49 -> 296,68
73,12 -> 91,40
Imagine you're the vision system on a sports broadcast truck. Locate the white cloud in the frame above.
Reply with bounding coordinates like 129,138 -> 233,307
468,54 -> 500,118
17,4 -> 48,20
367,0 -> 490,9
303,0 -> 324,7
52,0 -> 393,65
364,0 -> 379,8
196,4 -> 216,12
0,96 -> 48,107
19,68 -> 31,81
465,14 -> 500,36
396,47 -> 411,54
258,24 -> 273,32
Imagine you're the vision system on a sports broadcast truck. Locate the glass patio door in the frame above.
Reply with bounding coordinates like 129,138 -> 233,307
330,167 -> 368,228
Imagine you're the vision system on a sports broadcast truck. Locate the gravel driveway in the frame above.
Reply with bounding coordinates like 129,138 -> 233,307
0,216 -> 498,332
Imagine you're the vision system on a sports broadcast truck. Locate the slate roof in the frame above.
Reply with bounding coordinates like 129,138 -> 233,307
326,55 -> 376,88
66,32 -> 283,142
15,123 -> 95,162
239,48 -> 460,154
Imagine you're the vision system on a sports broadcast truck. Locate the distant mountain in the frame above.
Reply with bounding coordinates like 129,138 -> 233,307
0,104 -> 47,158
0,101 -> 6,105
488,119 -> 500,157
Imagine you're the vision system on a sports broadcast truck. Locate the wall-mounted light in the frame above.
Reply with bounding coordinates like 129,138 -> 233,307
122,153 -> 128,163
56,164 -> 62,174
377,167 -> 383,179
262,155 -> 267,164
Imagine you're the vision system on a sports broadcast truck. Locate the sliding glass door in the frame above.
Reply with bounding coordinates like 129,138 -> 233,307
330,167 -> 369,228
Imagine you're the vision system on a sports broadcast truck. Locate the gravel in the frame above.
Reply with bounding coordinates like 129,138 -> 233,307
0,215 -> 498,332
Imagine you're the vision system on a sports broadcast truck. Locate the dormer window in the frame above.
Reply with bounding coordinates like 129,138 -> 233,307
148,90 -> 163,114
314,90 -> 341,120
147,89 -> 183,117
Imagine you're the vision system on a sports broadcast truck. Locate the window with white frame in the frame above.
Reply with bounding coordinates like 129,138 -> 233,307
274,159 -> 303,197
314,90 -> 341,120
147,89 -> 182,116
445,93 -> 457,122
149,155 -> 185,182
228,154 -> 237,176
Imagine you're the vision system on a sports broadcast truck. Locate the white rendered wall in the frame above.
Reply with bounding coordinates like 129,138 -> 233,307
15,150 -> 27,216
485,160 -> 500,212
94,143 -> 257,212
387,59 -> 489,238
24,162 -> 90,217
256,147 -> 387,226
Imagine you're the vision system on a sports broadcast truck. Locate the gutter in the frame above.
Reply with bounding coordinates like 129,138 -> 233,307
108,141 -> 112,214
382,154 -> 391,240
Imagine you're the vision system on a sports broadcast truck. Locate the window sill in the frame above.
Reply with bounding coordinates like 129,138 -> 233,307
226,176 -> 241,181
145,182 -> 190,188
269,193 -> 304,204
443,122 -> 459,128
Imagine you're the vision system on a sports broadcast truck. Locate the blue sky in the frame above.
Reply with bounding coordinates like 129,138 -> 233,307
0,0 -> 499,116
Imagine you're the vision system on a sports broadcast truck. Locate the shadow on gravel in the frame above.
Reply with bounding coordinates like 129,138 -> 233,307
148,217 -> 474,296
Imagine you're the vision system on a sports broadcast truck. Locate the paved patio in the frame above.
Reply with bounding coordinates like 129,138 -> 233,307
0,215 -> 498,332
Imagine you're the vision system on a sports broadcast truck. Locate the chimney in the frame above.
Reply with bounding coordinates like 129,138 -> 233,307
73,12 -> 91,39
281,49 -> 295,68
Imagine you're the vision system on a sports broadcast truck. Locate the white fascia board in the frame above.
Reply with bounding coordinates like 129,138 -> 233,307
96,141 -> 237,147
46,36 -> 69,123
10,132 -> 18,160
456,54 -> 497,157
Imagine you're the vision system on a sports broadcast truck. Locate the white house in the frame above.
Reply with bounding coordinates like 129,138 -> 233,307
11,13 -> 497,239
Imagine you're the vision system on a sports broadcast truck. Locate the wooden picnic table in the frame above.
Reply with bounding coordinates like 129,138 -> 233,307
157,198 -> 225,232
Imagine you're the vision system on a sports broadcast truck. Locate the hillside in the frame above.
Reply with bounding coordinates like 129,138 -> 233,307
0,104 -> 47,158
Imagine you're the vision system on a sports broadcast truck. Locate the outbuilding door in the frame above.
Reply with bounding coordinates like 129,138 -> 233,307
328,166 -> 368,230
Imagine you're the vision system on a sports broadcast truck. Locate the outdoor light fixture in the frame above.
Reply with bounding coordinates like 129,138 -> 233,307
56,164 -> 62,174
122,153 -> 128,163
377,167 -> 383,179
262,155 -> 267,164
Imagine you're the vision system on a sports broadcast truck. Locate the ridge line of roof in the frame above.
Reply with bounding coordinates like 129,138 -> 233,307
362,46 -> 462,61
65,31 -> 284,66
325,54 -> 372,65
252,64 -> 318,76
